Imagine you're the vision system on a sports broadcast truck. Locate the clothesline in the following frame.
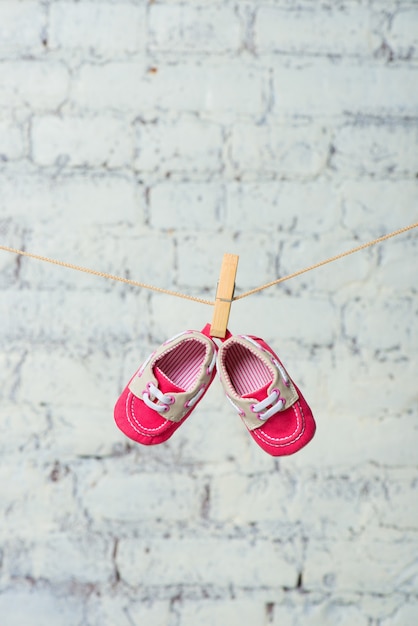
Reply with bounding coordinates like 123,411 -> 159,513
0,220 -> 417,305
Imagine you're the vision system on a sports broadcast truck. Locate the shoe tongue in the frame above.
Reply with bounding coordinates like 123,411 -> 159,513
154,367 -> 185,394
242,381 -> 271,402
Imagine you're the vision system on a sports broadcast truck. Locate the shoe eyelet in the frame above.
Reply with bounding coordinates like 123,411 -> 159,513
167,395 -> 175,405
272,388 -> 280,397
250,404 -> 256,413
239,409 -> 245,418
162,405 -> 170,412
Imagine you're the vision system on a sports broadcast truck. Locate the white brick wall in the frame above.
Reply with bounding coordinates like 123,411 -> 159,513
0,1 -> 417,625
49,2 -> 146,56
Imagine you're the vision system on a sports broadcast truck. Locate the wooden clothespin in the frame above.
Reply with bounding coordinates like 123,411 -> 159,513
210,253 -> 239,338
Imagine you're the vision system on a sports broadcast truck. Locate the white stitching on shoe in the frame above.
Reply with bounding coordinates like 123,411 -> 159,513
126,392 -> 169,435
225,395 -> 245,417
271,357 -> 290,386
162,330 -> 193,345
184,384 -> 206,409
206,350 -> 217,375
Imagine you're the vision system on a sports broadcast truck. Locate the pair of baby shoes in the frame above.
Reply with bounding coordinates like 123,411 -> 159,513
114,324 -> 316,456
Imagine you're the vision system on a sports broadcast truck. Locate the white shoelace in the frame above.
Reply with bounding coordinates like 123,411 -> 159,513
207,351 -> 217,375
143,381 -> 208,413
142,383 -> 174,413
226,390 -> 285,420
252,390 -> 285,420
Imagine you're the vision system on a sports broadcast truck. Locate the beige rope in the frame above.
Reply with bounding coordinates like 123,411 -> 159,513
0,220 -> 417,304
234,220 -> 418,300
0,245 -> 215,306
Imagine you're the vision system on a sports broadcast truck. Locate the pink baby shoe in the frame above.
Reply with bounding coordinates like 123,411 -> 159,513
217,334 -> 316,456
114,324 -> 217,445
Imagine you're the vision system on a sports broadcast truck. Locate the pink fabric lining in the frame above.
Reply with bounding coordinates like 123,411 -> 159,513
224,343 -> 272,396
156,339 -> 206,391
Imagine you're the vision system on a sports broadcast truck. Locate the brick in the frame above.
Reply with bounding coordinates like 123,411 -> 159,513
146,296 -> 212,351
71,62 -> 146,111
231,123 -> 330,177
210,472 -> 295,523
180,599 -> 265,626
342,296 -> 415,351
211,470 -> 390,539
40,405 -> 124,460
288,471 -> 387,538
310,410 -> 418,470
304,535 -> 418,593
49,2 -> 145,56
134,116 -> 223,174
0,459 -> 83,540
31,115 -> 133,168
375,237 -> 418,293
14,350 -> 113,408
0,402 -> 50,458
0,289 -> 147,352
117,537 -> 298,587
233,293 -> 336,346
82,471 -> 202,522
276,231 -> 372,295
381,602 -> 418,626
225,181 -> 340,234
0,171 -> 140,225
255,5 -> 377,56
0,61 -> 69,109
331,123 -> 418,177
0,589 -> 83,626
0,1 -> 45,54
143,62 -> 268,116
149,182 -> 224,230
87,596 -> 170,626
8,533 -> 113,584
359,593 -> 406,622
377,468 -> 418,530
272,63 -> 418,117
149,4 -> 241,53
0,117 -> 26,161
387,8 -> 418,59
339,180 -> 418,238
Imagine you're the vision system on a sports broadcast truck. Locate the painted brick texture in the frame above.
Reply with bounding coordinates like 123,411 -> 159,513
0,1 -> 417,625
